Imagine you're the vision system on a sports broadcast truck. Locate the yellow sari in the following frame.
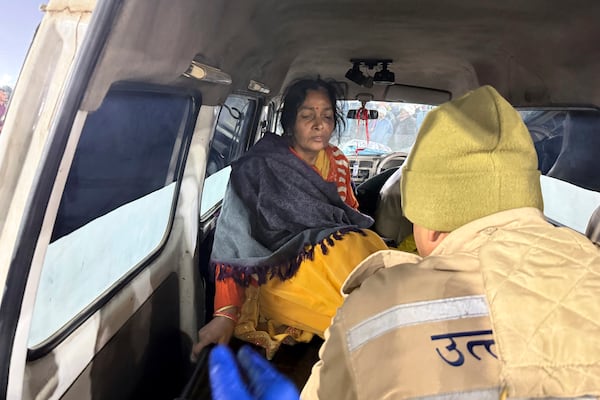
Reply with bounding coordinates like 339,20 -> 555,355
233,148 -> 388,358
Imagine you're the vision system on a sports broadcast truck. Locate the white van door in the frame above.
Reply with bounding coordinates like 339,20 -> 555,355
0,0 -> 211,398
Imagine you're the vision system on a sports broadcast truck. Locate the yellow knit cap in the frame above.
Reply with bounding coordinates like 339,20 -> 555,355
401,85 -> 543,232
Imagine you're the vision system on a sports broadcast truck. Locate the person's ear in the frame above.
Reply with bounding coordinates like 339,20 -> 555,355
413,223 -> 450,256
428,230 -> 449,248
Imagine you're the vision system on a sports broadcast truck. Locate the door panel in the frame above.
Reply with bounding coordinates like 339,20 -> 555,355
18,85 -> 203,399
58,274 -> 185,400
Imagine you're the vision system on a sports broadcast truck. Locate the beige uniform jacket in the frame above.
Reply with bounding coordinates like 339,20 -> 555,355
302,208 -> 600,400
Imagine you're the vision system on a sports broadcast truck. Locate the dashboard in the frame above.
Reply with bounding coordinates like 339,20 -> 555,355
347,152 -> 407,184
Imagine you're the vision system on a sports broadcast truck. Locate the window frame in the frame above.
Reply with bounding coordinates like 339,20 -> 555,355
26,83 -> 201,360
200,92 -> 264,222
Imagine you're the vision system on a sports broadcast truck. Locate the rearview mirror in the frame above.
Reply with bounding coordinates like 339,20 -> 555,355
347,109 -> 379,119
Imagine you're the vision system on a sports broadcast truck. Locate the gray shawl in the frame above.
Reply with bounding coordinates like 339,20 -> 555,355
211,133 -> 374,285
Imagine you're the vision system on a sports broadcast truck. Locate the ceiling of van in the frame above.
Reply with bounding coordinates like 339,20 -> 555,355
83,0 -> 600,109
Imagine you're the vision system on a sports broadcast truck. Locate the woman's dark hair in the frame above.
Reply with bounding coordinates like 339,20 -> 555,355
280,78 -> 346,137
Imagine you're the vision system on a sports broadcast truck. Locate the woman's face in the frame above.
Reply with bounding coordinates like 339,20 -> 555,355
291,89 -> 335,163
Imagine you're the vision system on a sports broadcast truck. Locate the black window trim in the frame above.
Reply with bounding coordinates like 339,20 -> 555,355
207,91 -> 263,171
224,90 -> 264,151
24,82 -> 200,361
199,91 -> 264,225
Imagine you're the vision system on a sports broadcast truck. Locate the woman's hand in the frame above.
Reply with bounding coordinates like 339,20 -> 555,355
192,316 -> 236,360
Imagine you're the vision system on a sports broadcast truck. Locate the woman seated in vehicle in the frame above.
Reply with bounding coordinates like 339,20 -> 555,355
193,78 -> 389,358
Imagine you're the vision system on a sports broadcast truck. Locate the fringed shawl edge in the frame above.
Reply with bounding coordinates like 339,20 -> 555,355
213,227 -> 367,287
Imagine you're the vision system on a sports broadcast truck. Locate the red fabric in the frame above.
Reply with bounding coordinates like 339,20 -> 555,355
359,107 -> 370,144
289,145 -> 358,209
214,265 -> 245,312
324,145 -> 359,209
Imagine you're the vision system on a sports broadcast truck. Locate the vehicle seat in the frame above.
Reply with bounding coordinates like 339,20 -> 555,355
586,205 -> 600,246
534,135 -> 562,174
373,167 -> 413,246
355,166 -> 399,217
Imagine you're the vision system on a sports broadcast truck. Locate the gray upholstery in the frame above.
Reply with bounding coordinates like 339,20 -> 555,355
374,168 -> 413,244
586,205 -> 600,246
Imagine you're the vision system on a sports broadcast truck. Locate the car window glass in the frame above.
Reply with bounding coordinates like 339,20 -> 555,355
332,101 -> 435,156
200,166 -> 231,217
328,101 -> 435,184
28,87 -> 196,347
540,175 -> 600,234
205,95 -> 256,177
200,95 -> 257,219
520,108 -> 600,232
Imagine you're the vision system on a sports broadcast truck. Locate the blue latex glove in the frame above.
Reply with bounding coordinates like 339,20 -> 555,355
209,344 -> 300,400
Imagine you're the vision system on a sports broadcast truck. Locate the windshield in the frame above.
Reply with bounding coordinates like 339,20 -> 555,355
331,101 -> 436,156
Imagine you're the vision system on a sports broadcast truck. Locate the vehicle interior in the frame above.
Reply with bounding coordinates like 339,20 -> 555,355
0,0 -> 599,399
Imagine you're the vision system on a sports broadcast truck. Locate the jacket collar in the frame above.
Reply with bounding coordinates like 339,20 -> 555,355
430,207 -> 547,256
342,250 -> 421,294
342,208 -> 547,295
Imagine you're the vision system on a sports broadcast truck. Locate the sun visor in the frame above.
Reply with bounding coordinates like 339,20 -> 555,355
384,84 -> 451,104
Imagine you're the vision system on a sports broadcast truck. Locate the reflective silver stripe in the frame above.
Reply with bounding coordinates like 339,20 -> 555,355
347,295 -> 489,352
409,388 -> 594,400
410,388 -> 500,400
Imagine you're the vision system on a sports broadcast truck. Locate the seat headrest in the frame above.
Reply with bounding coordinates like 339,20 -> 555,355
586,205 -> 600,246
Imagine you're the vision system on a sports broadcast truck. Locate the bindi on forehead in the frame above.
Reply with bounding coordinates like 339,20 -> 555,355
300,102 -> 332,112
299,104 -> 332,112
